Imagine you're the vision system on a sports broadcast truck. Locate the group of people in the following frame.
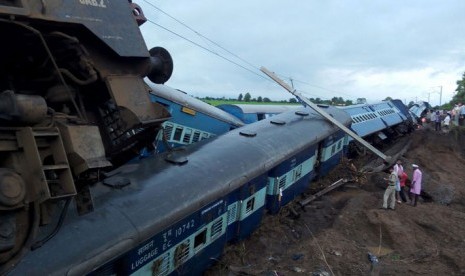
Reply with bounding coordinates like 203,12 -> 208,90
429,110 -> 451,131
381,159 -> 422,210
452,103 -> 465,126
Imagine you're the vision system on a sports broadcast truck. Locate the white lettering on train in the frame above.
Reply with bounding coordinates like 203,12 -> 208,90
137,240 -> 154,256
131,247 -> 159,270
78,0 -> 107,8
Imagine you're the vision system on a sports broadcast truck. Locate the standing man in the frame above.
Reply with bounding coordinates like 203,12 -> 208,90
434,111 -> 441,131
460,104 -> 465,126
393,159 -> 404,203
382,167 -> 397,210
410,164 -> 423,206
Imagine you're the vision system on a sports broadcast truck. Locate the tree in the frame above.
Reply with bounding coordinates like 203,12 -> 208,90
289,98 -> 297,103
257,96 -> 263,102
263,97 -> 271,102
344,100 -> 353,106
452,72 -> 465,104
383,97 -> 393,101
238,93 -> 243,101
408,101 -> 415,108
244,92 -> 251,102
331,97 -> 345,105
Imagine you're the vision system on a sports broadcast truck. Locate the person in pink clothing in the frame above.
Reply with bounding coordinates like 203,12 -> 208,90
410,164 -> 422,206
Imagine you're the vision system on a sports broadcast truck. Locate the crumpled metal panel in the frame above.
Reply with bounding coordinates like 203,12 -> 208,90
0,0 -> 148,57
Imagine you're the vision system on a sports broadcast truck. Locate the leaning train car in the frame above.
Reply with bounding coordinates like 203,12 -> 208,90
5,106 -> 352,275
409,101 -> 432,124
341,100 -> 414,152
0,1 -> 175,273
216,103 -> 301,124
147,84 -> 244,154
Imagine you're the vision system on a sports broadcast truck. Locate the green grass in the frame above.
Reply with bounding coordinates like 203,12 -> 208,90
202,99 -> 301,106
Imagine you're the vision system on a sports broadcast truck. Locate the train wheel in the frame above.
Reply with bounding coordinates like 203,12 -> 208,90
0,201 -> 39,275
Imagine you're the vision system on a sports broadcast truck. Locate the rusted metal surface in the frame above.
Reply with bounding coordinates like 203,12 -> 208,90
0,1 -> 173,271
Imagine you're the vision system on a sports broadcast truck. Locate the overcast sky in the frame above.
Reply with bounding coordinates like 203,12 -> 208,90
137,0 -> 465,106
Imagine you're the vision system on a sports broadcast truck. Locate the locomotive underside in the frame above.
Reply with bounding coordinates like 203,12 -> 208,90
0,1 -> 173,272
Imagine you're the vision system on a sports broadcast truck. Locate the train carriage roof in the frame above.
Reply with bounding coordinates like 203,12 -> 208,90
148,83 -> 244,127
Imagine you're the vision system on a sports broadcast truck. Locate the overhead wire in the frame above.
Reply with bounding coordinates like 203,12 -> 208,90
146,19 -> 270,81
141,0 -> 354,100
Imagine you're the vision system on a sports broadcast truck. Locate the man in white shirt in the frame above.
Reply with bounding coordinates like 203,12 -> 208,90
393,159 -> 404,203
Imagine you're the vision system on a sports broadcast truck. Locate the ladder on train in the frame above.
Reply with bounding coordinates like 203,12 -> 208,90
18,127 -> 76,202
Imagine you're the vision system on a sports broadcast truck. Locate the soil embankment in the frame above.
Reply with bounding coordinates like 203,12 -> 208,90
207,126 -> 465,275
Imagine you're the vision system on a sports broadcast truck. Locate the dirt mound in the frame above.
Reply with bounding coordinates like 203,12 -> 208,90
206,127 -> 465,275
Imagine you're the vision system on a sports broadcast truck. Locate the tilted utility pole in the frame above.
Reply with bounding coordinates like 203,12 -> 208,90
260,66 -> 391,162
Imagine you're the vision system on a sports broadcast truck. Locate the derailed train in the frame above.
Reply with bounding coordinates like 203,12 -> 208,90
0,1 -> 415,275
8,105 -> 353,275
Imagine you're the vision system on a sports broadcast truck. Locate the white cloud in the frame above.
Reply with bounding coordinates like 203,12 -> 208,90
137,0 -> 465,106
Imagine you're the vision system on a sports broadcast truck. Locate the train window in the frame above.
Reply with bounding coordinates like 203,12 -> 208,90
173,127 -> 183,141
227,204 -> 238,225
338,140 -> 342,150
151,253 -> 170,276
245,198 -> 255,214
194,229 -> 207,252
211,218 -> 223,240
183,128 -> 192,144
192,131 -> 201,142
257,113 -> 265,120
164,123 -> 174,140
278,176 -> 287,191
201,133 -> 209,140
174,241 -> 190,267
331,144 -> 336,155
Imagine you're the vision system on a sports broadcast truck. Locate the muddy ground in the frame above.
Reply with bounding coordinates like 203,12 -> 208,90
206,125 -> 465,276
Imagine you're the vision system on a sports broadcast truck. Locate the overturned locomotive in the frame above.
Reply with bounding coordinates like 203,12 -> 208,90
0,1 -> 173,272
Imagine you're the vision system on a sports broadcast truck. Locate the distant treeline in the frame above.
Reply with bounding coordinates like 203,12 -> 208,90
199,92 -> 367,106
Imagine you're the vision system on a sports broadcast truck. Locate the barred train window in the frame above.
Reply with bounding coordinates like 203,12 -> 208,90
245,198 -> 255,214
211,218 -> 223,239
151,253 -> 170,276
174,240 -> 190,267
164,123 -> 174,140
183,128 -> 192,144
227,204 -> 237,225
279,176 -> 287,190
192,131 -> 201,142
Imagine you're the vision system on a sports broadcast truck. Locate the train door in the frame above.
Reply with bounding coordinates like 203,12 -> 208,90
314,141 -> 324,178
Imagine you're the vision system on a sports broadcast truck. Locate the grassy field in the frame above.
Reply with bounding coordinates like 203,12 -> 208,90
202,100 -> 301,106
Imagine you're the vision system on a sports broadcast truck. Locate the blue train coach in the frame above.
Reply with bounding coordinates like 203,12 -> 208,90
341,99 -> 414,143
148,84 -> 244,153
8,106 -> 352,276
216,104 -> 301,124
